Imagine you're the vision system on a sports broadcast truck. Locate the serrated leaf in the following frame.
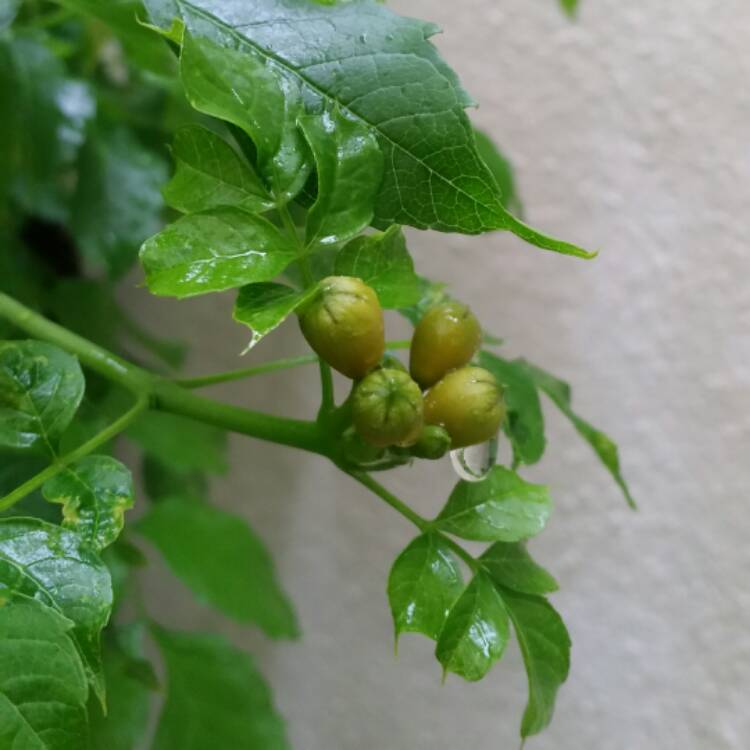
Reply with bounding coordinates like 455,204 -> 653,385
435,571 -> 509,682
473,128 -> 524,218
0,36 -> 95,221
89,624 -> 156,750
435,466 -> 551,542
502,589 -> 571,738
387,533 -> 464,642
164,125 -> 274,214
42,455 -> 135,552
143,0 -> 592,257
127,411 -> 228,474
480,542 -> 558,595
152,626 -> 291,750
0,340 -> 85,453
0,595 -> 89,750
72,124 -> 168,279
139,207 -> 296,297
0,518 -> 113,703
334,225 -> 421,308
300,108 -> 383,246
521,360 -> 636,509
233,282 -> 317,349
179,32 -> 311,202
137,497 -> 297,638
479,351 -> 545,466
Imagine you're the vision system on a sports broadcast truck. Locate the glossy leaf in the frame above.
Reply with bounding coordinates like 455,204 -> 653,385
128,411 -> 228,474
502,590 -> 571,738
387,533 -> 464,642
71,124 -> 168,279
89,624 -> 156,750
137,497 -> 298,638
143,0 -> 594,257
300,108 -> 383,246
0,595 -> 89,750
164,125 -> 274,214
522,360 -> 636,508
179,32 -> 311,201
479,351 -> 546,466
480,542 -> 558,595
435,466 -> 551,542
0,518 -> 113,702
0,340 -> 85,453
435,571 -> 509,682
334,225 -> 421,308
139,207 -> 296,297
152,626 -> 291,750
42,455 -> 135,551
474,128 -> 524,219
233,282 -> 317,349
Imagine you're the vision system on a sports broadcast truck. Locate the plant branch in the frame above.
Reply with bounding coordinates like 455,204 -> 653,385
0,394 -> 149,513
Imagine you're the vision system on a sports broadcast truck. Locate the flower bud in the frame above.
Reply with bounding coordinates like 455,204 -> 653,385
409,301 -> 482,388
424,366 -> 505,448
352,368 -> 424,448
299,276 -> 384,379
411,425 -> 451,460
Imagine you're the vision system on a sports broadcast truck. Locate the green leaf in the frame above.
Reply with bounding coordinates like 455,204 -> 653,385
334,225 -> 421,308
141,454 -> 208,503
521,361 -> 636,509
127,411 -> 228,474
89,624 -> 156,750
299,108 -> 383,245
435,466 -> 551,542
143,0 -> 593,257
137,497 -> 297,638
152,626 -> 291,750
502,589 -> 571,738
559,0 -> 580,18
233,282 -> 317,350
387,533 -> 464,642
42,455 -> 135,552
164,125 -> 274,214
0,0 -> 20,29
435,571 -> 509,682
0,340 -> 85,453
480,542 -> 558,595
179,32 -> 311,202
139,207 -> 296,297
473,128 -> 524,218
72,124 -> 169,280
0,518 -> 113,703
479,351 -> 546,466
0,36 -> 95,221
0,595 -> 89,750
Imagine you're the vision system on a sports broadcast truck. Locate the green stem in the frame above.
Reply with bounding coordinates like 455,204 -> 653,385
176,354 -> 318,389
0,395 -> 149,513
348,471 -> 430,532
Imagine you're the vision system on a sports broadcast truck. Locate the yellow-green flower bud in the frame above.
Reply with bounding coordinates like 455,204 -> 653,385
409,301 -> 482,388
299,276 -> 384,379
411,425 -> 452,460
352,368 -> 424,448
424,366 -> 505,449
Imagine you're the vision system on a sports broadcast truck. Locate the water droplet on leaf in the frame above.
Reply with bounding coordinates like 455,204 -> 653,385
450,433 -> 498,482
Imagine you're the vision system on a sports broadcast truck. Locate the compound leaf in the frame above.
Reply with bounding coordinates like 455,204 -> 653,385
0,340 -> 85,454
152,626 -> 291,750
42,455 -> 135,552
164,125 -> 274,215
435,571 -> 509,682
480,542 -> 558,596
139,207 -> 296,297
435,466 -> 551,543
0,595 -> 89,750
334,225 -> 421,308
300,108 -> 383,246
0,518 -> 113,703
387,533 -> 464,642
137,497 -> 298,638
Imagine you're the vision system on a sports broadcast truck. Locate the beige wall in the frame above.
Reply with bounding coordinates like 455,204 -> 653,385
132,1 -> 750,747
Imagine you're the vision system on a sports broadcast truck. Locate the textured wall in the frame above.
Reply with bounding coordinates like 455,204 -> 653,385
132,1 -> 750,748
